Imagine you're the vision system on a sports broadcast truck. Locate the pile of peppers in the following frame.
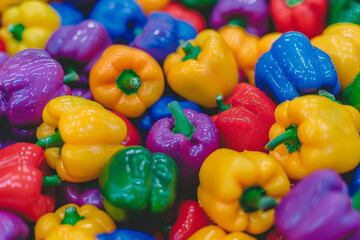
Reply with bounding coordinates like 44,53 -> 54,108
2,0 -> 360,239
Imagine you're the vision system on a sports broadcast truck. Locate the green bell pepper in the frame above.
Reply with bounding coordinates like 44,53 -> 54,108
329,0 -> 360,26
99,146 -> 179,222
342,71 -> 360,111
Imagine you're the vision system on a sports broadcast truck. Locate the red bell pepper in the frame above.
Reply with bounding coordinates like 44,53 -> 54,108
269,0 -> 328,38
211,83 -> 277,152
162,2 -> 206,33
266,228 -> 285,240
0,143 -> 59,222
111,111 -> 142,146
169,200 -> 211,240
0,37 -> 5,52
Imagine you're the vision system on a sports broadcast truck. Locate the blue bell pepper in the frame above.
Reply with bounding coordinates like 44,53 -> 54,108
255,32 -> 341,103
349,166 -> 360,196
89,0 -> 147,43
50,2 -> 85,26
130,12 -> 197,63
139,96 -> 202,131
97,229 -> 155,240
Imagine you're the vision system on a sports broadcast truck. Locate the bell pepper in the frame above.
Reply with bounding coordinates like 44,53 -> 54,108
0,52 -> 10,69
34,203 -> 116,240
89,0 -> 147,43
0,37 -> 6,52
71,88 -> 94,100
99,146 -> 178,222
137,0 -> 170,14
181,0 -> 218,8
188,225 -> 257,240
218,25 -> 281,85
163,3 -> 206,33
89,45 -> 165,118
97,229 -> 156,240
0,210 -> 29,240
266,228 -> 284,240
50,2 -> 85,26
328,0 -> 360,26
211,83 -> 277,152
169,200 -> 211,240
140,96 -> 202,132
0,49 -> 71,141
275,169 -> 360,240
269,0 -> 328,39
255,32 -> 341,104
311,22 -> 360,91
0,143 -> 60,221
36,95 -> 127,183
265,94 -> 360,180
210,0 -> 269,37
130,12 -> 197,63
111,111 -> 142,146
0,0 -> 60,56
147,101 -> 219,182
342,71 -> 360,112
163,29 -> 238,108
198,148 -> 290,234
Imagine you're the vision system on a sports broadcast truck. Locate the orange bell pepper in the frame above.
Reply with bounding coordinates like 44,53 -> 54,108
136,0 -> 170,14
188,225 -> 256,240
89,45 -> 165,118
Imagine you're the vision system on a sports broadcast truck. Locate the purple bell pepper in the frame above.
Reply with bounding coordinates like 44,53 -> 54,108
0,210 -> 29,240
275,169 -> 360,240
71,88 -> 94,101
0,52 -> 9,69
210,0 -> 269,36
146,101 -> 219,181
0,49 -> 71,140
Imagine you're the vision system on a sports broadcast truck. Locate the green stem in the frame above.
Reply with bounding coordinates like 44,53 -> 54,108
134,27 -> 143,36
61,207 -> 84,226
8,23 -> 25,42
36,131 -> 64,148
265,124 -> 301,153
239,184 -> 277,213
42,175 -> 61,187
116,69 -> 141,95
318,89 -> 336,102
228,18 -> 245,28
182,42 -> 201,61
216,94 -> 231,112
168,101 -> 195,140
353,189 -> 360,212
63,71 -> 79,84
286,0 -> 304,7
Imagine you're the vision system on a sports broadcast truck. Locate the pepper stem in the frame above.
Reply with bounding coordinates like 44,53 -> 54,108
240,184 -> 277,213
286,0 -> 304,7
61,207 -> 84,226
8,23 -> 25,42
216,94 -> 231,112
36,131 -> 64,148
116,69 -> 141,95
353,189 -> 360,212
42,175 -> 61,187
318,89 -> 336,102
228,18 -> 245,28
63,71 -> 79,84
182,42 -> 201,61
168,101 -> 195,140
134,27 -> 143,36
265,124 -> 301,153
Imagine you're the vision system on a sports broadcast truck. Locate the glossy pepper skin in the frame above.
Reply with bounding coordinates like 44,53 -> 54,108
328,0 -> 360,26
89,0 -> 147,43
90,45 -> 165,118
99,146 -> 178,222
97,229 -> 156,240
163,3 -> 206,33
111,111 -> 142,146
0,0 -> 45,13
342,72 -> 360,112
188,225 -> 257,240
311,23 -> 360,91
0,143 -> 55,222
270,0 -> 327,39
0,52 -> 10,69
255,32 -> 341,104
210,0 -> 269,37
181,0 -> 218,8
198,148 -> 290,234
211,83 -> 277,152
266,95 -> 360,180
275,169 -> 360,240
50,2 -> 85,26
219,25 -> 281,85
0,37 -> 6,52
35,203 -> 116,240
36,96 -> 127,183
0,210 -> 29,240
140,96 -> 202,132
137,0 -> 170,14
147,101 -> 219,180
0,0 -> 60,56
130,12 -> 197,63
169,200 -> 211,240
164,29 -> 238,108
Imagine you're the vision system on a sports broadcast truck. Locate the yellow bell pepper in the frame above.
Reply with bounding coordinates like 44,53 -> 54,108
197,148 -> 290,234
0,0 -> 60,56
34,203 -> 116,240
218,25 -> 281,85
311,23 -> 360,91
0,0 -> 47,13
163,29 -> 238,108
36,96 -> 127,183
266,95 -> 360,180
136,0 -> 170,14
188,225 -> 257,240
